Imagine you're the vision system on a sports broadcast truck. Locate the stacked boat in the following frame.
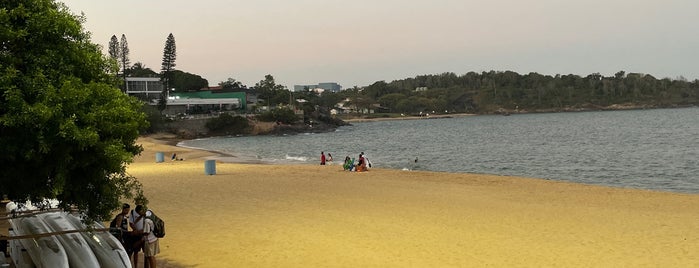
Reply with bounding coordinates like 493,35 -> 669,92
5,201 -> 131,268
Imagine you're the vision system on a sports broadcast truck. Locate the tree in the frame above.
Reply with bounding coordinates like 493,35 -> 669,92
119,34 -> 130,92
0,0 -> 149,221
159,33 -> 177,112
127,62 -> 158,77
108,35 -> 120,68
219,78 -> 246,89
170,70 -> 208,92
254,74 -> 287,105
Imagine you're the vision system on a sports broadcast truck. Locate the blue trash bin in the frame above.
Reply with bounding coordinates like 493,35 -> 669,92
155,152 -> 165,163
204,160 -> 216,175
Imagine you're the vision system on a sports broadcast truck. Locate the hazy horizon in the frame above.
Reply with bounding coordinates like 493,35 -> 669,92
62,0 -> 699,88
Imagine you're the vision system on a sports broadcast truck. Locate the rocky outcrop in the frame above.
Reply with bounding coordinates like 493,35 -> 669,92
163,116 -> 350,139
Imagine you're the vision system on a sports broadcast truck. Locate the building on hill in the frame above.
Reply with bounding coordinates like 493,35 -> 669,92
293,82 -> 342,93
125,77 -> 247,115
125,77 -> 164,101
164,90 -> 247,115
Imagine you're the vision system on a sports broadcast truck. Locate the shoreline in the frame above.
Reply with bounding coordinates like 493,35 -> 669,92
128,136 -> 699,267
340,112 -> 476,123
160,132 -> 698,195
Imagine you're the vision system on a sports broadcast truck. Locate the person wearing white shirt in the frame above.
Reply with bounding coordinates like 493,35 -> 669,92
129,205 -> 152,267
139,206 -> 160,268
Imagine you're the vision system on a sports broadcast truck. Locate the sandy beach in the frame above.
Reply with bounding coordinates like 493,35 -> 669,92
127,136 -> 699,268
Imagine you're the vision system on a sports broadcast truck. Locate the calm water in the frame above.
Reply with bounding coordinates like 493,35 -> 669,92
179,107 -> 699,194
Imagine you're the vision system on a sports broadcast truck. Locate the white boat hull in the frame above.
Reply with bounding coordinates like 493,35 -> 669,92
65,213 -> 132,268
38,212 -> 101,268
8,215 -> 69,268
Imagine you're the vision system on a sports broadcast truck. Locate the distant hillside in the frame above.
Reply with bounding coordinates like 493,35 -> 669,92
356,70 -> 698,114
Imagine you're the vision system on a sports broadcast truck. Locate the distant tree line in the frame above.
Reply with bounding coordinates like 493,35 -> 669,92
349,71 -> 699,114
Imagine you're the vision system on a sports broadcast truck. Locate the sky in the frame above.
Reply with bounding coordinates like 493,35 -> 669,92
61,0 -> 699,89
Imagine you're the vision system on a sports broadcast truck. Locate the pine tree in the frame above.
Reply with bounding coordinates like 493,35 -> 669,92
107,35 -> 120,81
159,33 -> 177,112
108,35 -> 120,64
119,34 -> 130,92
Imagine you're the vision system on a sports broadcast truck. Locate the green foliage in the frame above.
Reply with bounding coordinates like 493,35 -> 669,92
254,74 -> 290,105
108,35 -> 120,66
316,91 -> 344,108
119,34 -> 130,78
219,77 -> 246,89
205,114 -> 250,134
140,104 -> 169,133
345,71 -> 698,114
256,108 -> 299,124
170,70 -> 208,91
159,33 -> 176,112
127,62 -> 158,77
0,0 -> 149,221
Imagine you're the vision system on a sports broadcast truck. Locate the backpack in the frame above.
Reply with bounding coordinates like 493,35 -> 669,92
147,210 -> 166,238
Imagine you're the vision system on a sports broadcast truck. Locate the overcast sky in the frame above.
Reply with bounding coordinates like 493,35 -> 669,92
62,0 -> 698,88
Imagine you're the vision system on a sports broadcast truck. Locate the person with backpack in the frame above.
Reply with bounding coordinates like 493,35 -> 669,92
129,204 -> 150,267
139,205 -> 160,268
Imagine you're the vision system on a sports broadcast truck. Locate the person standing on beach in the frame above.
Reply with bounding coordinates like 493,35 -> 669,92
140,206 -> 160,268
327,153 -> 333,164
320,151 -> 326,165
129,204 -> 151,267
110,204 -> 134,256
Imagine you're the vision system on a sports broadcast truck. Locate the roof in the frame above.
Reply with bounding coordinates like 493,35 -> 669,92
172,91 -> 245,99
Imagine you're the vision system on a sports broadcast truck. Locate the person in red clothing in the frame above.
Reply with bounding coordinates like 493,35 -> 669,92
356,152 -> 367,172
320,151 -> 326,165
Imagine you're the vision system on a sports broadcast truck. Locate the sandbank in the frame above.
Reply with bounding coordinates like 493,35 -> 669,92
127,136 -> 699,267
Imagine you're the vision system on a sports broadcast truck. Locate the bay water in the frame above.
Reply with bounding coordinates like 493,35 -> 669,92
179,107 -> 699,194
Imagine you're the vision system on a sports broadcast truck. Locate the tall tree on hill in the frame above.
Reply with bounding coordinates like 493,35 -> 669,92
119,34 -> 130,92
159,33 -> 177,112
255,74 -> 287,106
107,35 -> 120,81
0,0 -> 149,221
108,35 -> 120,66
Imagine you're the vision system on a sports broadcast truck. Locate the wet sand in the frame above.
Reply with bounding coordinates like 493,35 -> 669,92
127,136 -> 699,267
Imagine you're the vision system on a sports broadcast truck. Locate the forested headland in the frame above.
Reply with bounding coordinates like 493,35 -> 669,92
339,70 -> 699,115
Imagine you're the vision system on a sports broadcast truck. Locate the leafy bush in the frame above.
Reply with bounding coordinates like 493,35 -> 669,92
205,114 -> 250,134
140,104 -> 168,133
256,108 -> 299,124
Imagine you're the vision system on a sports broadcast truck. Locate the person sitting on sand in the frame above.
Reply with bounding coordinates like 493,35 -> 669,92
356,153 -> 367,172
343,156 -> 352,171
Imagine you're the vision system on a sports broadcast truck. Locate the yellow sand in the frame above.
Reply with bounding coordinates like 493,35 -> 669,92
129,137 -> 699,268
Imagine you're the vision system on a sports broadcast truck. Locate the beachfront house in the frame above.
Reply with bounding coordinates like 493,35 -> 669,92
163,90 -> 246,115
125,77 -> 247,115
